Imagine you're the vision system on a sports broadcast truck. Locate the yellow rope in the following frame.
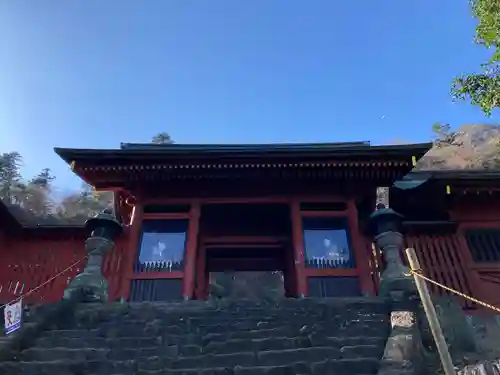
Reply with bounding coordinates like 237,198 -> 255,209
409,269 -> 500,314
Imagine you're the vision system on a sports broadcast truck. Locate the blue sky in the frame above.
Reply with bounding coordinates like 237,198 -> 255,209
0,1 -> 496,191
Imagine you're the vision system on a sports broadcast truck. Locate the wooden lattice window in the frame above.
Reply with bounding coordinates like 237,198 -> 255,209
465,229 -> 500,263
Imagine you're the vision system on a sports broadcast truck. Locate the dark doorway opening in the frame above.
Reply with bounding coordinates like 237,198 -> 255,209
210,271 -> 285,300
195,203 -> 296,299
206,247 -> 288,300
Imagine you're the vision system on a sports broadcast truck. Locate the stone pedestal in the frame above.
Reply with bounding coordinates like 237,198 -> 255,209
64,211 -> 122,302
376,231 -> 416,299
378,309 -> 424,375
370,208 -> 426,374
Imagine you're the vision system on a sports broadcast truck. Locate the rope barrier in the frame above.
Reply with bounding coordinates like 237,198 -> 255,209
407,268 -> 500,314
0,250 -> 95,310
2,247 -> 499,315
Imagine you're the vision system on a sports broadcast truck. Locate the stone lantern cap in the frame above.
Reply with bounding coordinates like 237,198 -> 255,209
85,209 -> 123,241
369,207 -> 404,236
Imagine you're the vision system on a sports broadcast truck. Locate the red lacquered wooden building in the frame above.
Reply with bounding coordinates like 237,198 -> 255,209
1,141 -> 500,313
392,169 -> 500,312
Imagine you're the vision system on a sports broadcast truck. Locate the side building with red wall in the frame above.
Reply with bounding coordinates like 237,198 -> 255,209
391,170 -> 500,313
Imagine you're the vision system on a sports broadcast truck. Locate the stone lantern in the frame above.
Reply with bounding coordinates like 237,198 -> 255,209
64,209 -> 123,302
369,207 -> 415,299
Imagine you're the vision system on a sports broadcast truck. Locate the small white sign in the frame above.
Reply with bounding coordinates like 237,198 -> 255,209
4,299 -> 22,335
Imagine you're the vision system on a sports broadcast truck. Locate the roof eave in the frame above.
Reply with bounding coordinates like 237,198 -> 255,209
406,169 -> 500,182
0,202 -> 22,230
54,142 -> 433,165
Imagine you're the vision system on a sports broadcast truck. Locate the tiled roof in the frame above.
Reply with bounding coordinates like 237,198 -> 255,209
54,141 -> 433,164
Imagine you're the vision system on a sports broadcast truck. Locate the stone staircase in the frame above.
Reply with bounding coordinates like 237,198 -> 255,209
0,297 -> 390,375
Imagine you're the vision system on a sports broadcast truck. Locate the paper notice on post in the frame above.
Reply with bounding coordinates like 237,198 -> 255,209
4,299 -> 22,335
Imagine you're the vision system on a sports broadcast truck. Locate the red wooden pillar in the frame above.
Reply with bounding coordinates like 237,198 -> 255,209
195,244 -> 207,299
347,199 -> 375,296
121,202 -> 143,301
283,243 -> 295,297
0,230 -> 6,302
182,201 -> 201,300
291,200 -> 307,297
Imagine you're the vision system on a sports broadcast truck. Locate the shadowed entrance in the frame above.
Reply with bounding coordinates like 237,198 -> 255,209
209,271 -> 285,300
207,247 -> 287,300
195,203 -> 296,299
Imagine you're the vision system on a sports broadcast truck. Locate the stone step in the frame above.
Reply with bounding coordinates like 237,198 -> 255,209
311,322 -> 389,337
7,299 -> 388,375
204,336 -> 385,355
17,346 -> 178,362
70,320 -> 388,339
0,357 -> 380,375
21,339 -> 382,363
136,347 -> 366,371
202,324 -> 388,343
73,318 -> 305,333
111,311 -> 387,321
74,299 -> 388,321
202,327 -> 312,343
194,318 -> 388,336
70,316 -> 388,336
0,360 -> 137,375
34,333 -> 385,355
137,367 -> 377,375
35,335 -> 164,349
76,297 -> 387,311
73,311 -> 387,328
187,313 -> 386,327
256,347 -> 339,367
74,313 -> 321,325
38,318 -> 388,343
203,337 -> 310,355
192,312 -> 387,324
308,334 -> 386,348
230,358 -> 380,375
39,325 -> 188,338
76,303 -> 387,313
35,334 -> 202,348
38,329 -> 200,346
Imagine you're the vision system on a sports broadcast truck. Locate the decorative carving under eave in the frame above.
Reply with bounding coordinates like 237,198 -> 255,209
79,160 -> 410,172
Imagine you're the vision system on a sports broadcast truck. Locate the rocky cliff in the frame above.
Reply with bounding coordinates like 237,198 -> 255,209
417,124 -> 500,170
